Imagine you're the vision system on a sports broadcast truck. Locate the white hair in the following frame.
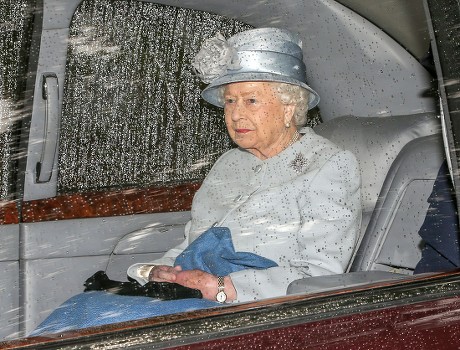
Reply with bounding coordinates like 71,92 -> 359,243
272,82 -> 310,127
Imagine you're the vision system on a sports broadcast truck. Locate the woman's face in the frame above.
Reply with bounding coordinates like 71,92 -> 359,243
223,81 -> 295,159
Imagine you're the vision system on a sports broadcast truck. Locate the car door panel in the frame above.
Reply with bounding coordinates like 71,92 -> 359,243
19,183 -> 196,334
19,180 -> 198,331
20,210 -> 190,333
0,224 -> 19,261
0,224 -> 20,340
22,255 -> 107,335
21,212 -> 189,259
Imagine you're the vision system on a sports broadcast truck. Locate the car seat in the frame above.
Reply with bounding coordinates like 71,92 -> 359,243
288,113 -> 443,294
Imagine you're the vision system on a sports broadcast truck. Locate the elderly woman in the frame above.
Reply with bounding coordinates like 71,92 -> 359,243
32,28 -> 361,335
128,27 -> 362,303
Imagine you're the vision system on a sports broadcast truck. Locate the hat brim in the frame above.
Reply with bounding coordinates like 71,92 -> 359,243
201,72 -> 320,110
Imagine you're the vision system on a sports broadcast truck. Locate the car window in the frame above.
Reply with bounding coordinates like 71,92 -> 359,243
58,0 -> 251,194
425,0 -> 460,204
0,0 -> 33,201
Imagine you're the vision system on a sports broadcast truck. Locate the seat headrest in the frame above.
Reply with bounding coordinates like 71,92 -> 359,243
314,113 -> 441,212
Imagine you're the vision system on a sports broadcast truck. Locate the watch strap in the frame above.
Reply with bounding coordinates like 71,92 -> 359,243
216,276 -> 227,303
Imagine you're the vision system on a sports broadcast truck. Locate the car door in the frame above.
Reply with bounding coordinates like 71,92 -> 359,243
13,0 -> 252,337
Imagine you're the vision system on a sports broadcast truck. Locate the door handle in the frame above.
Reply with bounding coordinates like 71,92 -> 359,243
36,73 -> 60,183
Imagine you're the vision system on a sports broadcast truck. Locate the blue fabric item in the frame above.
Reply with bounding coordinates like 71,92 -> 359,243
415,161 -> 460,273
31,291 -> 220,336
174,226 -> 278,275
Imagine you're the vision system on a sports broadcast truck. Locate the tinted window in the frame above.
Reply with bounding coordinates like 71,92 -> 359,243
0,0 -> 33,200
57,0 -> 252,194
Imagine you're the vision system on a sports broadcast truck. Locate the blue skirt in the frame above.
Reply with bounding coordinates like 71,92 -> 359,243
31,291 -> 221,336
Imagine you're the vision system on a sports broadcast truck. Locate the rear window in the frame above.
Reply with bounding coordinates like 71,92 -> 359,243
57,0 -> 252,194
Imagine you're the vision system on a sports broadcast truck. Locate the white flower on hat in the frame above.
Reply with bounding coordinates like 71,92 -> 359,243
192,33 -> 241,84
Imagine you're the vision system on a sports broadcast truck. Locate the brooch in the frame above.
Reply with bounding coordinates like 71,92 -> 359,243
289,153 -> 309,173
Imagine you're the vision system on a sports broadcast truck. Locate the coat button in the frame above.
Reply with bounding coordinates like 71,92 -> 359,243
254,165 -> 262,173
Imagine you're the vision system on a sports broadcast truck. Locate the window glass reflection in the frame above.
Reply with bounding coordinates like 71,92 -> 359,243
57,0 -> 252,194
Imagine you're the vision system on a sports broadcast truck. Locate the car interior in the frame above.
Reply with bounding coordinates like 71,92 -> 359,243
0,0 -> 449,340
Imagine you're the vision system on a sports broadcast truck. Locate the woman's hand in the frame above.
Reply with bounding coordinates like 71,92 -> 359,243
148,265 -> 182,282
174,269 -> 237,302
149,265 -> 236,302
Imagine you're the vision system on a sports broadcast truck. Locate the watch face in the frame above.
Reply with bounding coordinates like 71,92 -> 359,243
216,291 -> 227,303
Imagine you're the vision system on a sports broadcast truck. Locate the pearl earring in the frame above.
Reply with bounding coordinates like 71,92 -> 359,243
285,122 -> 290,128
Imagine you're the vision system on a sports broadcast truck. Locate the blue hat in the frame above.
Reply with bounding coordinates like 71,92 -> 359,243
192,27 -> 320,109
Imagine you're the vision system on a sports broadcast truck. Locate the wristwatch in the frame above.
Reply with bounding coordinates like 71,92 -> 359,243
216,276 -> 227,303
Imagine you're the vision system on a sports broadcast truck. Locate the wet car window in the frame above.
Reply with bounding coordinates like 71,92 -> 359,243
426,0 -> 460,191
58,0 -> 251,194
0,0 -> 33,200
0,0 -> 459,347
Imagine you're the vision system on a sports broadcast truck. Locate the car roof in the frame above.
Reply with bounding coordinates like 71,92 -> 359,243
337,0 -> 429,60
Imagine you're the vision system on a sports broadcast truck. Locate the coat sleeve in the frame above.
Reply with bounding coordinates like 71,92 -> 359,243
229,150 -> 362,302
